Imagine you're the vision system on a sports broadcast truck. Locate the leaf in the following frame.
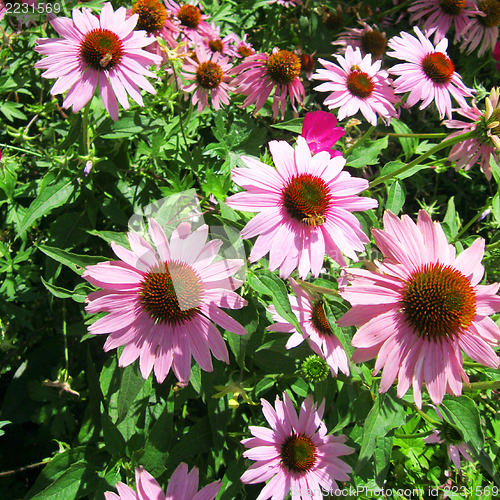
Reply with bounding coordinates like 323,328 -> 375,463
442,197 -> 458,239
117,364 -> 146,424
41,278 -> 91,302
247,270 -> 302,334
271,118 -> 304,134
380,160 -> 428,180
56,114 -> 82,150
18,180 -> 75,237
374,436 -> 393,487
101,408 -> 126,457
345,137 -> 388,168
87,229 -> 129,248
386,180 -> 405,215
357,391 -> 405,465
391,118 -> 418,161
38,245 -> 108,275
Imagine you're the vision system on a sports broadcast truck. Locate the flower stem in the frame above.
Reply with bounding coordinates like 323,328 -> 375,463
451,204 -> 491,243
400,399 -> 441,426
369,130 -> 475,189
81,102 -> 91,157
344,125 -> 376,158
463,380 -> 500,391
385,133 -> 447,139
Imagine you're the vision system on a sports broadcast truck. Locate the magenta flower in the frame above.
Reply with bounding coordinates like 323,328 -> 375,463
225,137 -> 377,279
387,27 -> 474,120
461,0 -> 500,57
232,48 -> 305,119
314,46 -> 399,126
408,0 -> 478,43
104,464 -> 222,500
267,278 -> 350,377
234,34 -> 255,58
199,22 -> 239,59
34,2 -> 162,121
241,392 -> 354,500
83,219 -> 247,385
268,0 -> 302,6
443,88 -> 500,180
424,406 -> 473,469
338,210 -> 500,408
301,110 -> 345,158
333,21 -> 388,60
164,0 -> 213,41
181,45 -> 233,112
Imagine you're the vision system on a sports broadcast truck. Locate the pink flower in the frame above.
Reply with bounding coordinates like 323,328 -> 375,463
181,45 -> 233,112
83,219 -> 247,385
234,34 -> 255,58
225,137 -> 377,279
387,27 -> 474,120
104,464 -> 222,500
267,0 -> 302,6
34,3 -> 162,121
338,210 -> 500,408
461,0 -> 500,57
267,278 -> 350,376
232,48 -> 305,119
301,110 -> 345,158
241,392 -> 354,500
495,40 -> 500,70
443,88 -> 500,180
423,407 -> 473,469
313,46 -> 399,126
333,20 -> 387,60
164,0 -> 213,42
199,22 -> 239,59
408,0 -> 478,43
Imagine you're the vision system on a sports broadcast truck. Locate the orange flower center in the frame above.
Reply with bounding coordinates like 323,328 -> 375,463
346,68 -> 374,98
281,174 -> 331,226
140,261 -> 202,325
401,263 -> 476,339
208,38 -> 224,53
177,4 -> 201,28
360,29 -> 387,58
421,52 -> 454,84
300,53 -> 315,72
266,50 -> 301,84
310,301 -> 333,336
439,0 -> 466,15
238,45 -> 253,57
80,29 -> 124,71
478,0 -> 500,27
196,61 -> 224,89
280,434 -> 317,472
132,0 -> 168,33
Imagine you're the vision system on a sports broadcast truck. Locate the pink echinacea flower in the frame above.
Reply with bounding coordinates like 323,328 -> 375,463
443,87 -> 500,180
333,20 -> 388,60
241,392 -> 354,500
268,0 -> 302,6
34,2 -> 162,121
408,0 -> 477,43
313,46 -> 399,126
232,48 -> 305,119
225,136 -> 378,279
104,464 -> 222,500
461,0 -> 500,56
338,210 -> 500,408
164,0 -> 213,41
387,27 -> 474,120
83,219 -> 247,385
301,110 -> 345,158
181,45 -> 233,112
423,406 -> 473,469
267,278 -> 350,377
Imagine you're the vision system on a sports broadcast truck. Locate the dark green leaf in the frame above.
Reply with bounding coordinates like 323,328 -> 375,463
386,180 -> 405,215
345,137 -> 388,168
39,245 -> 108,275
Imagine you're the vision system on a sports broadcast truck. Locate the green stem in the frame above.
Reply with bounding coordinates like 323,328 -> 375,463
394,430 -> 434,439
0,143 -> 43,157
296,280 -> 339,296
369,130 -> 475,189
81,102 -> 90,157
344,125 -> 376,157
169,61 -> 191,159
400,399 -> 441,426
385,133 -> 447,139
463,380 -> 500,391
62,301 -> 69,382
451,204 -> 491,243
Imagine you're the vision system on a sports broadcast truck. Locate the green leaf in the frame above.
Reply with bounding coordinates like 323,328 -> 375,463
380,160 -> 428,180
374,436 -> 393,486
391,118 -> 418,161
18,180 -> 75,237
41,277 -> 91,302
271,118 -> 303,134
87,229 -> 129,248
117,364 -> 146,424
56,114 -> 82,150
247,270 -> 302,334
39,245 -> 108,275
101,408 -> 126,457
357,391 -> 406,465
345,137 -> 388,168
442,197 -> 458,239
386,180 -> 405,215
